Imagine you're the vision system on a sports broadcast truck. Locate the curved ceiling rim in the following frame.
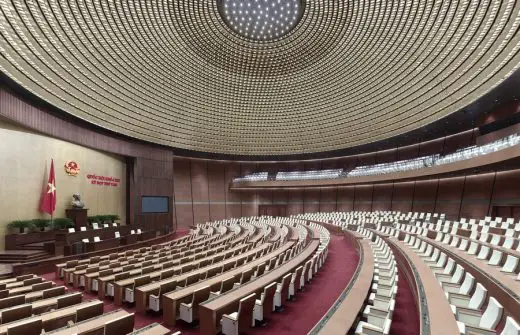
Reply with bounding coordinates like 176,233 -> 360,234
0,0 -> 519,155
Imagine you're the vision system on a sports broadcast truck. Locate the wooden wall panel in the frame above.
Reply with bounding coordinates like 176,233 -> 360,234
376,149 -> 398,164
419,138 -> 444,156
303,189 -> 320,213
173,159 -> 193,229
337,187 -> 355,211
372,184 -> 393,211
460,173 -> 494,219
319,188 -> 337,213
412,180 -> 437,213
392,182 -> 414,212
397,144 -> 419,161
436,177 -> 465,218
207,161 -> 227,221
492,170 -> 520,203
354,185 -> 373,211
286,189 -> 304,216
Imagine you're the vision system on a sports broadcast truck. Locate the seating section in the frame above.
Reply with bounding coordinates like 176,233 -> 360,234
297,211 -> 520,334
234,132 -> 520,182
1,216 -> 329,334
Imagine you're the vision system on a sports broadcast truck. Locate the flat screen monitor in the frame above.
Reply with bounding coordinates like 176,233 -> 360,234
141,196 -> 169,213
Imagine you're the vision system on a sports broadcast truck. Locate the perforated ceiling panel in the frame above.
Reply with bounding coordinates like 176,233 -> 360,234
1,0 -> 520,155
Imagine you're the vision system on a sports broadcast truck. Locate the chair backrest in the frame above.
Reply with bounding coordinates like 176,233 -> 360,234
76,301 -> 104,322
261,282 -> 277,319
256,263 -> 266,277
32,281 -> 53,292
114,232 -> 121,238
42,286 -> 65,299
23,277 -> 42,286
460,273 -> 475,295
99,269 -> 113,277
501,316 -> 520,335
159,280 -> 178,297
469,283 -> 487,309
0,295 -> 25,310
92,222 -> 99,229
452,265 -> 465,284
133,276 -> 151,288
93,236 -> 101,243
115,272 -> 130,281
80,226 -> 87,231
480,297 -> 503,330
1,304 -> 32,324
192,285 -> 210,305
502,255 -> 519,273
68,228 -> 75,233
104,313 -> 135,335
221,277 -> 236,293
236,293 -> 256,332
56,292 -> 82,309
6,318 -> 42,335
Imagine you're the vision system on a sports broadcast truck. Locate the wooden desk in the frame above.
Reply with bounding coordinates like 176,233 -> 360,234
161,241 -> 292,324
309,234 -> 372,334
138,242 -> 272,315
198,240 -> 319,335
45,309 -> 129,335
0,300 -> 101,334
112,235 -> 251,305
128,323 -> 170,335
384,237 -> 459,335
84,237 -> 121,253
422,236 -> 520,321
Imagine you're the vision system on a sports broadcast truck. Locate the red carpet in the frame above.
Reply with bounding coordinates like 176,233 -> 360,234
43,231 -> 359,334
389,264 -> 420,335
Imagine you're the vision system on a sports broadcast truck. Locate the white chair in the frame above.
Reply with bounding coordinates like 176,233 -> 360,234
274,273 -> 292,309
114,231 -> 121,238
253,282 -> 277,324
130,230 -> 136,234
442,273 -> 474,294
81,238 -> 89,243
455,297 -> 503,334
68,228 -> 75,233
137,229 -> 142,234
103,224 -> 109,228
112,223 -> 117,227
488,250 -> 504,266
179,286 -> 210,323
447,283 -> 487,309
476,246 -> 491,260
501,316 -> 520,335
437,264 -> 464,285
355,316 -> 392,335
501,255 -> 519,274
80,227 -> 87,232
93,236 -> 101,243
92,222 -> 99,229
221,293 -> 256,335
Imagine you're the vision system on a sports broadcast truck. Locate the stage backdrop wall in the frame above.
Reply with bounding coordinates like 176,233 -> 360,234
0,118 -> 126,250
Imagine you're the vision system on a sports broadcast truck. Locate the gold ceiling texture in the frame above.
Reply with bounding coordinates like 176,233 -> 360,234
1,0 -> 520,156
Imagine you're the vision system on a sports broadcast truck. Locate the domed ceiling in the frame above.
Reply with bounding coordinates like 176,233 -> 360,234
1,0 -> 520,155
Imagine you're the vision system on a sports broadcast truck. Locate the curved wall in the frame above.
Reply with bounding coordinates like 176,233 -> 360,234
2,85 -> 520,232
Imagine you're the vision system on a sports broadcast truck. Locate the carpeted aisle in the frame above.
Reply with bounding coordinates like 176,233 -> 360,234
388,265 -> 420,335
43,232 -> 360,335
247,234 -> 359,334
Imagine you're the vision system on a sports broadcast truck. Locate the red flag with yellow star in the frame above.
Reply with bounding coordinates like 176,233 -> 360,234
40,159 -> 56,215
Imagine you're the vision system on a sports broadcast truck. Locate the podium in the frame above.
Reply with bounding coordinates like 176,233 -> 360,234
66,208 -> 89,229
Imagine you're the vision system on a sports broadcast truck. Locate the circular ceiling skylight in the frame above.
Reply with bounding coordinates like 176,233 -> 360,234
219,0 -> 304,41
